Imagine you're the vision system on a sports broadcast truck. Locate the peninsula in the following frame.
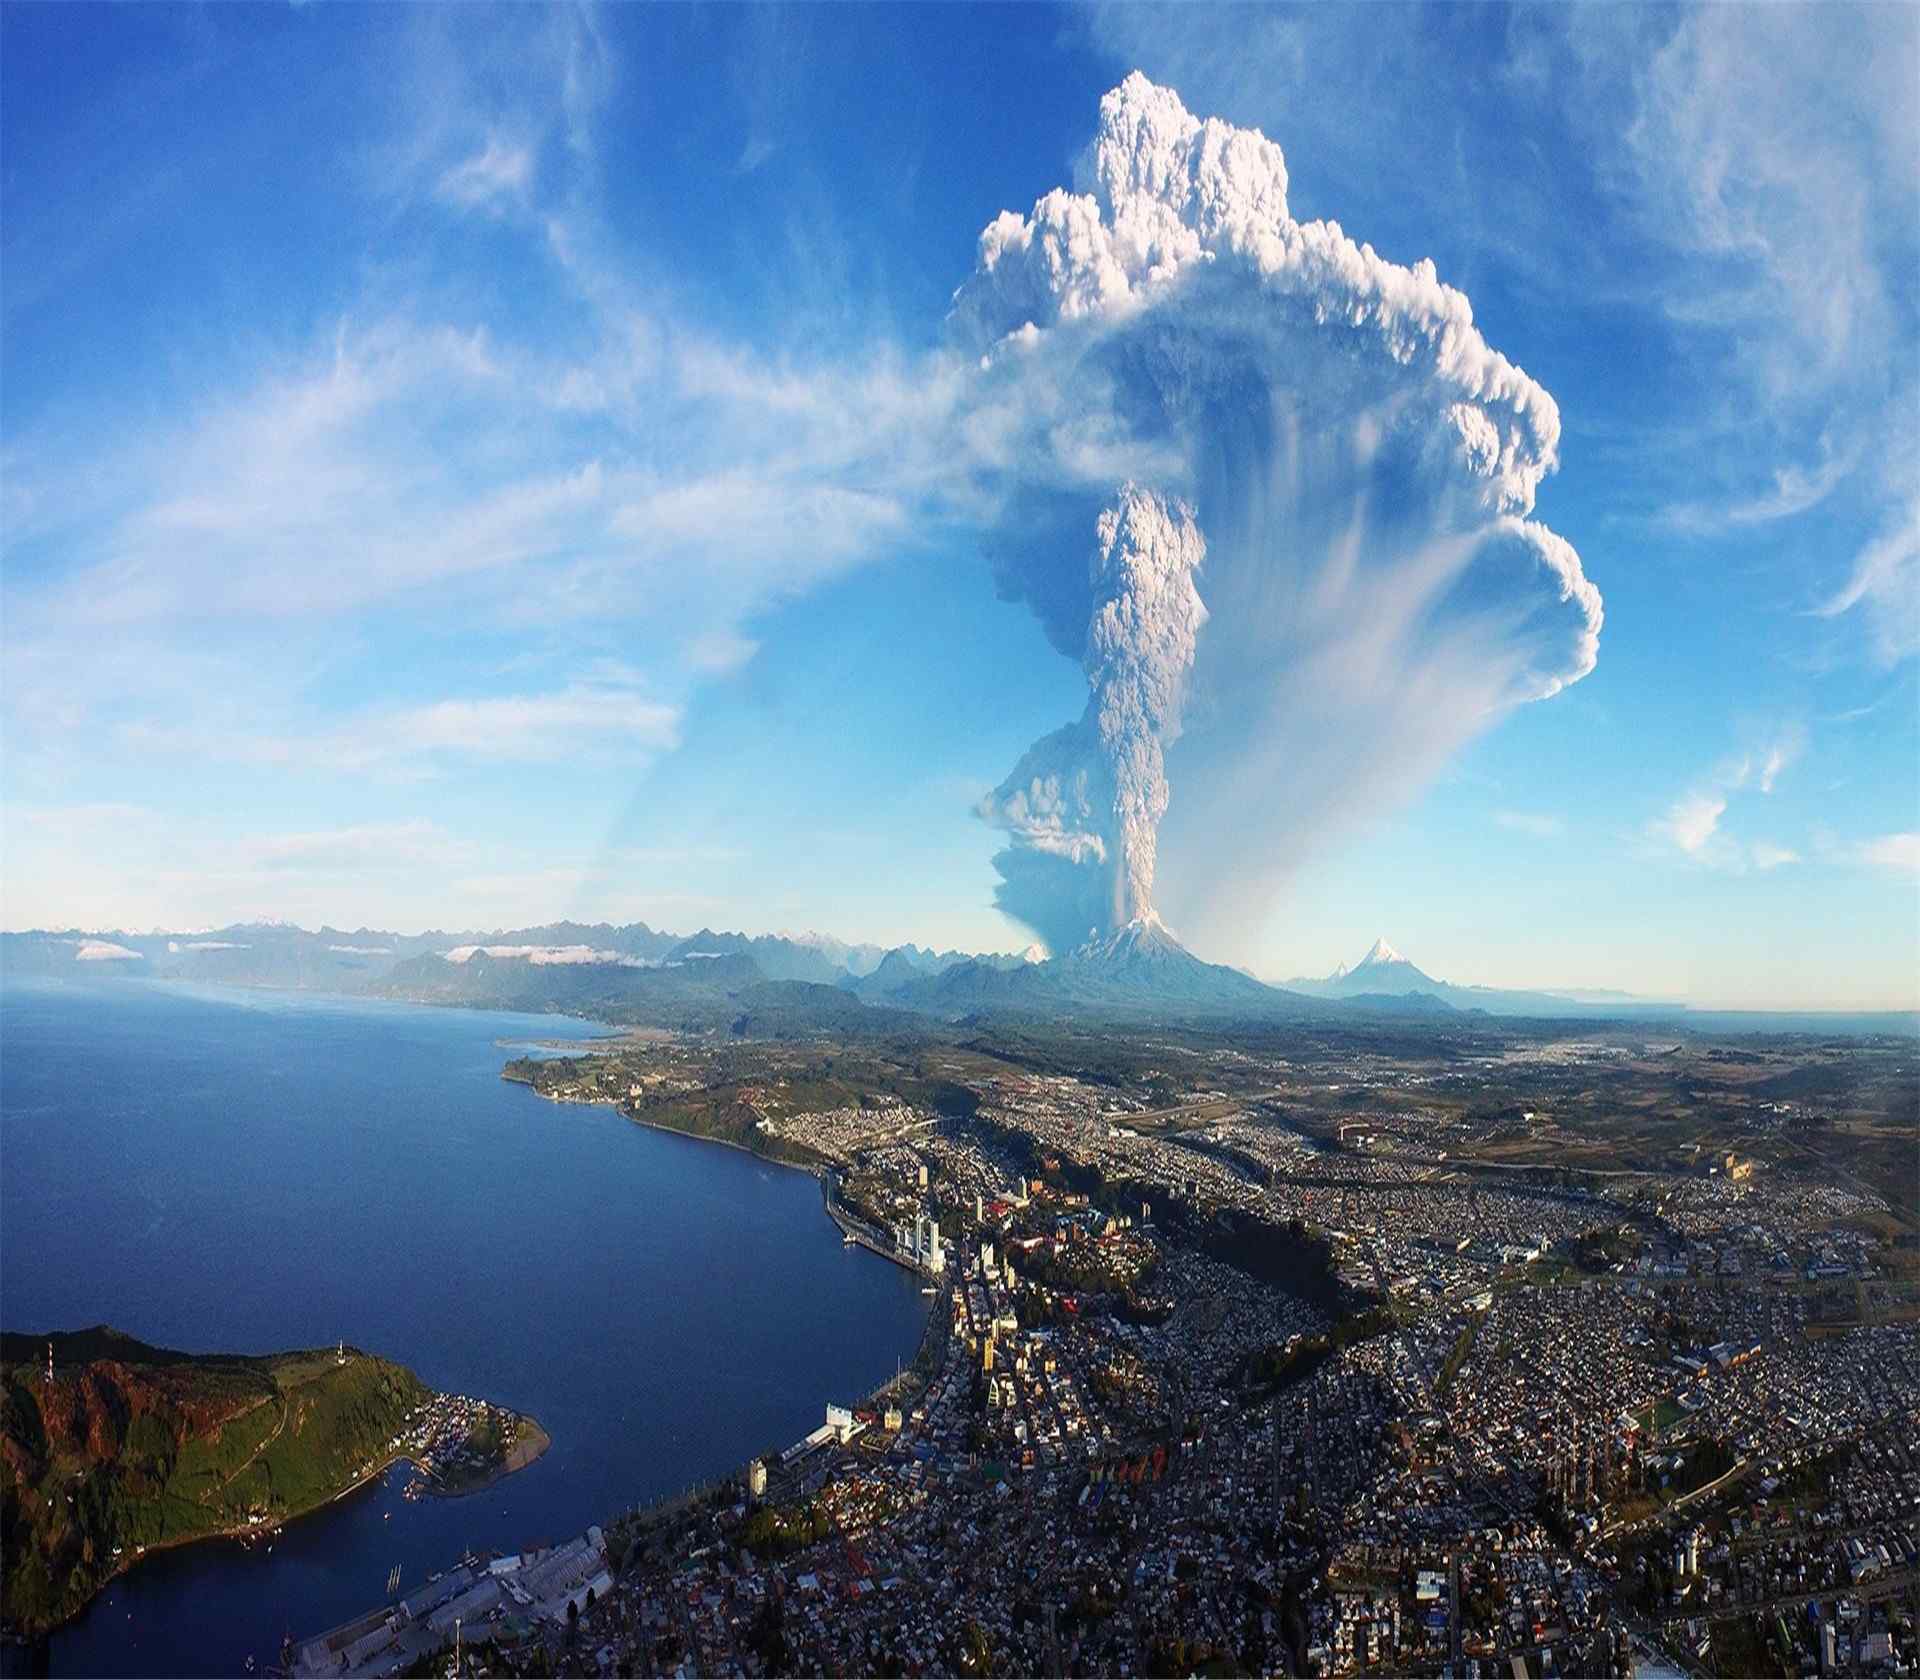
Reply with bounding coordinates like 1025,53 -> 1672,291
0,1327 -> 546,1638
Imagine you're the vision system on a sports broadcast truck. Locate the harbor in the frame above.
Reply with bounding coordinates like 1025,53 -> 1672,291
289,1532 -> 613,1677
820,1170 -> 946,1279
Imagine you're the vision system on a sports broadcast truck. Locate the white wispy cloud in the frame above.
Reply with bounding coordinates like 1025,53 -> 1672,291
111,679 -> 681,778
3,11 -> 827,790
1597,5 -> 1918,653
437,134 -> 534,211
2,302 -> 977,783
1757,732 -> 1802,794
2,797 -> 760,934
1654,792 -> 1727,857
1662,446 -> 1858,533
1493,809 -> 1566,840
1650,728 -> 1805,866
685,630 -> 760,676
1814,499 -> 1920,665
1858,832 -> 1920,876
1615,7 -> 1911,396
340,686 -> 681,767
246,821 -> 476,874
16,802 -> 153,832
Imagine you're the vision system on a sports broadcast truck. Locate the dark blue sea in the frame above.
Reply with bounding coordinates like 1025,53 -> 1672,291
0,977 -> 927,1676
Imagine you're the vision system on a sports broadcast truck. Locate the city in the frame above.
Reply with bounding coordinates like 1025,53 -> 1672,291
297,1019 -> 1918,1678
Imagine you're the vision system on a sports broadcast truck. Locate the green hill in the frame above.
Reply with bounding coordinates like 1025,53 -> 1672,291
1,1328 -> 430,1635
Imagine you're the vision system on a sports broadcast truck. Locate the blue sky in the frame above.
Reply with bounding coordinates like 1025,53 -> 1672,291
3,3 -> 1915,1009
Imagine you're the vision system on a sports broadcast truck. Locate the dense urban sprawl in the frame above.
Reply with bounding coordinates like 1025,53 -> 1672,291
305,1028 -> 1918,1678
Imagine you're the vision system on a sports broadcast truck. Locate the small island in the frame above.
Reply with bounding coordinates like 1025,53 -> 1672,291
0,1326 -> 547,1638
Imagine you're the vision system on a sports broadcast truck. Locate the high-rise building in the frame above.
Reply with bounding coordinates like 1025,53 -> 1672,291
902,1210 -> 945,1273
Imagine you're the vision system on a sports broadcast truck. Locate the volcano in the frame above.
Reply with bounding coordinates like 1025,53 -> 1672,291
886,915 -> 1295,1020
1325,937 -> 1447,998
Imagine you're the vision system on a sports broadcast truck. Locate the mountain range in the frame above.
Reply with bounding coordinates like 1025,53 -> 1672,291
1278,937 -> 1682,1019
0,914 -> 1504,1032
4,918 -> 1909,1037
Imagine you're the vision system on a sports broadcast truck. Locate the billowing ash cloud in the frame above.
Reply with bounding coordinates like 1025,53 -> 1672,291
955,74 -> 1603,957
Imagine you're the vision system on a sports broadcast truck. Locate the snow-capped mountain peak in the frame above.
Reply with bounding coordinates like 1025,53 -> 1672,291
1074,914 -> 1184,964
1298,939 -> 1438,996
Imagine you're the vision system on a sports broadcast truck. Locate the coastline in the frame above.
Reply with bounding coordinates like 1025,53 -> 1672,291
416,1418 -> 552,1500
3,1404 -> 550,1645
6,1448 -> 404,1645
506,1075 -> 830,1180
503,1079 -> 945,1294
139,973 -> 633,1039
495,1026 -> 675,1052
501,1076 -> 948,1461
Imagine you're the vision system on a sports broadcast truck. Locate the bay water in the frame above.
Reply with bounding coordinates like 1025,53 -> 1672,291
0,977 -> 926,1675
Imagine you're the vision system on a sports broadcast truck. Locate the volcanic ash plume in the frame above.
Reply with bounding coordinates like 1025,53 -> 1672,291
979,486 -> 1206,952
958,74 -> 1604,959
1089,487 -> 1207,929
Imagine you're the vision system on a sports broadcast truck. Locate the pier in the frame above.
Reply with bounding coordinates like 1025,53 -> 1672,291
821,1170 -> 941,1279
